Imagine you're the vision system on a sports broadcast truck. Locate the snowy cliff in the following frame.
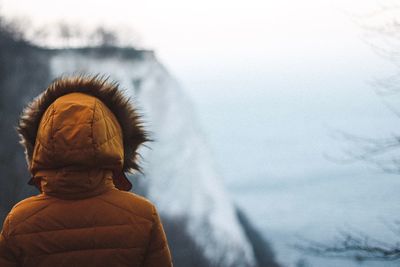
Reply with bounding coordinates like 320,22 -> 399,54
48,48 -> 257,266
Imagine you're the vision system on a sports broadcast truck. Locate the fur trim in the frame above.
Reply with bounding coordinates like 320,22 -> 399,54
17,75 -> 150,174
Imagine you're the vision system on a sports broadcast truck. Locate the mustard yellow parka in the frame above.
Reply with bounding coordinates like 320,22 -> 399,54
0,76 -> 173,267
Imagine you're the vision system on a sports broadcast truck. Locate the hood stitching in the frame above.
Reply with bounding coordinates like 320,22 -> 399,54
91,97 -> 97,166
50,104 -> 56,162
17,75 -> 150,177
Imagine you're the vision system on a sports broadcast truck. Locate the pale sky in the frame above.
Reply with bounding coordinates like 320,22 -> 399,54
2,0 -> 397,179
1,0 -> 388,77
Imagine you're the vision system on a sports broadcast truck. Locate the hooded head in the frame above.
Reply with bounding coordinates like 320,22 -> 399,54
17,75 -> 149,196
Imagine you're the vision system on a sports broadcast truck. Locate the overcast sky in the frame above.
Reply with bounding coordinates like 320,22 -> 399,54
2,0 -> 398,182
1,0 -> 389,77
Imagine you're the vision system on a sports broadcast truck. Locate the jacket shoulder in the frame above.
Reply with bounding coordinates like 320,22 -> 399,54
97,189 -> 157,222
5,194 -> 53,234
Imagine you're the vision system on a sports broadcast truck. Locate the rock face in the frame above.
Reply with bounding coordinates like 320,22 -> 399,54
49,48 -> 256,266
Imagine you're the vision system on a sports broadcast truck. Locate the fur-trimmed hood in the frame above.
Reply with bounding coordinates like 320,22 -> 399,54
17,75 -> 149,191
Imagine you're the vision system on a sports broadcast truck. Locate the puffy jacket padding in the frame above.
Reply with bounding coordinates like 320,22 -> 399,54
0,77 -> 172,267
0,185 -> 172,267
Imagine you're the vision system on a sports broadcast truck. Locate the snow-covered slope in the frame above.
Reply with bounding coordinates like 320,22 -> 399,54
49,48 -> 256,266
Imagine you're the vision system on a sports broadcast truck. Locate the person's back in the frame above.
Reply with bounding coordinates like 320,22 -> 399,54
0,76 -> 173,267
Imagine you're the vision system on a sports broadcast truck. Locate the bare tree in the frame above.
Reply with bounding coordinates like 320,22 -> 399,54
57,22 -> 73,47
89,26 -> 119,47
294,4 -> 400,263
294,223 -> 400,262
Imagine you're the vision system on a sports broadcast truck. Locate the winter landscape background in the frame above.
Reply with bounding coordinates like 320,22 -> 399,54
1,0 -> 400,266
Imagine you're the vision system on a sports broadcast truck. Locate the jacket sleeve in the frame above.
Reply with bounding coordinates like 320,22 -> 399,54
142,205 -> 173,267
0,215 -> 18,267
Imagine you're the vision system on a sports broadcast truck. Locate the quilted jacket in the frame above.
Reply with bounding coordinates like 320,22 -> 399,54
0,76 -> 173,267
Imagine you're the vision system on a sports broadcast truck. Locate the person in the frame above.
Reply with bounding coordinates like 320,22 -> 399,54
0,75 -> 173,267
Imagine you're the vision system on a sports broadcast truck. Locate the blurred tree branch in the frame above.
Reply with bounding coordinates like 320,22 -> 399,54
294,222 -> 400,262
295,3 -> 400,263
